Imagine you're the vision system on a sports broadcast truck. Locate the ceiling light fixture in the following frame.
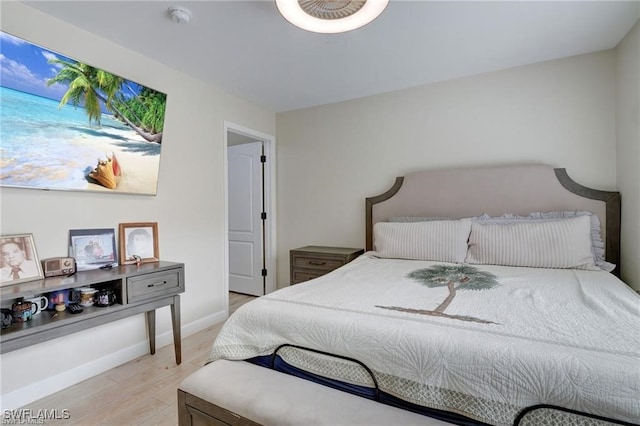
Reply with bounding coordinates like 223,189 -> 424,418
168,6 -> 192,24
276,0 -> 389,34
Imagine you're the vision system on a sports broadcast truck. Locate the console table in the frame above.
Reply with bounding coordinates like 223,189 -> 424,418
0,261 -> 185,364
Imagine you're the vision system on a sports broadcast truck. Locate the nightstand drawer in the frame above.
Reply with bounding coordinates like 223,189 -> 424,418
290,246 -> 364,285
292,255 -> 344,271
127,269 -> 182,303
292,270 -> 325,284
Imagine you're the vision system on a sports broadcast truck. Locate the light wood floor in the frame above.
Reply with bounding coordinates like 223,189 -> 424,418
20,293 -> 256,425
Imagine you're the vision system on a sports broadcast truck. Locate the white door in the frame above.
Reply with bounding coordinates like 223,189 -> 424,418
228,141 -> 264,296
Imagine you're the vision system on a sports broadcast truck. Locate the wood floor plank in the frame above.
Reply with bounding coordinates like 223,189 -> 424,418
20,374 -> 119,412
19,293 -> 256,426
137,404 -> 178,426
99,397 -> 169,425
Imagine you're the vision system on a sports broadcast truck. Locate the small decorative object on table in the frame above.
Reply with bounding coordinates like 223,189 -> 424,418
95,288 -> 117,307
66,304 -> 84,314
78,288 -> 97,307
1,309 -> 13,328
12,298 -> 36,323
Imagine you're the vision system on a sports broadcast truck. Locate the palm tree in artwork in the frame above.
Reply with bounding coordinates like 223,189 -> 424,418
376,264 -> 500,324
47,59 -> 165,143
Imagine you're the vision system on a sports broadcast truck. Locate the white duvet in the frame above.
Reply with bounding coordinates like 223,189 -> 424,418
209,254 -> 640,425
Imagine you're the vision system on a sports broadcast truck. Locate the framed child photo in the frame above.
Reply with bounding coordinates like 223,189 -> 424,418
0,234 -> 44,285
69,228 -> 117,271
119,222 -> 159,265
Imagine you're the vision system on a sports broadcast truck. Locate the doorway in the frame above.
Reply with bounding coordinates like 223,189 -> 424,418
225,122 -> 276,298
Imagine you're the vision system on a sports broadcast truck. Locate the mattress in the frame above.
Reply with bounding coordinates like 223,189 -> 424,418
209,254 -> 640,425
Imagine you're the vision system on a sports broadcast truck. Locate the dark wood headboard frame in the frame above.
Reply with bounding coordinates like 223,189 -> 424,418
365,166 -> 621,276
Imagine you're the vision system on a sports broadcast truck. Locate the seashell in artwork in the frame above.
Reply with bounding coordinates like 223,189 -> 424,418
89,157 -> 117,189
107,151 -> 121,177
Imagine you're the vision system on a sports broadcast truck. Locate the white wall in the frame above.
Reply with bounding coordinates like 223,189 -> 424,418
616,20 -> 640,289
0,3 -> 275,408
276,50 -> 619,288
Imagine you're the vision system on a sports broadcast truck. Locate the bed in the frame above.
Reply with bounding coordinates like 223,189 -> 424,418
179,164 -> 639,426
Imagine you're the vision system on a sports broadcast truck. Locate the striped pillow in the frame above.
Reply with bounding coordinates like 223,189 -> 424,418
465,215 -> 597,270
474,211 -> 614,272
373,219 -> 471,263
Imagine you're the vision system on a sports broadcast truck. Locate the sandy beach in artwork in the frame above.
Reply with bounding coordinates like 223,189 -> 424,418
76,126 -> 161,194
1,86 -> 163,195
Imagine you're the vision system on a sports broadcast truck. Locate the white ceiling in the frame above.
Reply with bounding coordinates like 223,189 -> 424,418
22,1 -> 640,113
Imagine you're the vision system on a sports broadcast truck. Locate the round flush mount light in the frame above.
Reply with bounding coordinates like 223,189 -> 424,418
168,6 -> 193,24
276,0 -> 389,34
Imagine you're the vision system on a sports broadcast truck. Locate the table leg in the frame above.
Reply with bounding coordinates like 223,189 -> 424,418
146,310 -> 156,355
171,295 -> 182,364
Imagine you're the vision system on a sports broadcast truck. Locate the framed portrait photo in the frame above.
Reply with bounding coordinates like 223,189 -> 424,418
119,223 -> 159,265
69,228 -> 117,271
0,234 -> 44,285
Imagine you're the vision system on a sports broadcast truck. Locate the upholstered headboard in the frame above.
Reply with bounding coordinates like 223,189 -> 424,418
365,165 -> 620,275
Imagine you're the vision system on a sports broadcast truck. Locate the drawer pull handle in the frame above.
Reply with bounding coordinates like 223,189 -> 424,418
147,281 -> 167,288
308,261 -> 326,266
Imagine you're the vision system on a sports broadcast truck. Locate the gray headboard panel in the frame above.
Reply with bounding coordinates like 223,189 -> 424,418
365,164 -> 620,276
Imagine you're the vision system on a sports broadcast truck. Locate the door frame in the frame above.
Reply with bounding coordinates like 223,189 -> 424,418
223,121 -> 276,308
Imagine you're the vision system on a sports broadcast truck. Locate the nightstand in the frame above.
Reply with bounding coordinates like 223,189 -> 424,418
290,246 -> 365,284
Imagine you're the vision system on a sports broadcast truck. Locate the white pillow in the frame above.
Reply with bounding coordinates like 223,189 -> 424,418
373,219 -> 471,263
474,211 -> 614,272
465,215 -> 598,270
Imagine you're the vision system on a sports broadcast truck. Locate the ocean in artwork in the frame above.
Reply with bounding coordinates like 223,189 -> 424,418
0,86 -> 161,193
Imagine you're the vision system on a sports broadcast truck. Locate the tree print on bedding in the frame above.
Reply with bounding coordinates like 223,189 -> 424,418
376,264 -> 500,324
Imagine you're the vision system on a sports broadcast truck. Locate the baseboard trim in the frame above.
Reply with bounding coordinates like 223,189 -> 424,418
181,309 -> 227,340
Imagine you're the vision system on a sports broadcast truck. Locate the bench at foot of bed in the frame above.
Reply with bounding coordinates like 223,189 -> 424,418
178,359 -> 451,426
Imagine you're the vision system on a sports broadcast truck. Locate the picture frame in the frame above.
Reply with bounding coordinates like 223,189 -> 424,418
68,229 -> 117,271
1,31 -> 167,196
118,223 -> 159,265
0,234 -> 44,285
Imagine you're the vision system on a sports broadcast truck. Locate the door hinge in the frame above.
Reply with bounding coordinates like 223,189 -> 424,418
262,269 -> 267,277
260,155 -> 266,163
261,212 -> 267,220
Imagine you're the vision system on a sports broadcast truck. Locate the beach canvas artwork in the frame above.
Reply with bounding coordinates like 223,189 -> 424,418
0,31 -> 167,195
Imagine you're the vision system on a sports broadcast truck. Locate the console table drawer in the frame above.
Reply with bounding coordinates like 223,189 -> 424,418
127,269 -> 182,303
